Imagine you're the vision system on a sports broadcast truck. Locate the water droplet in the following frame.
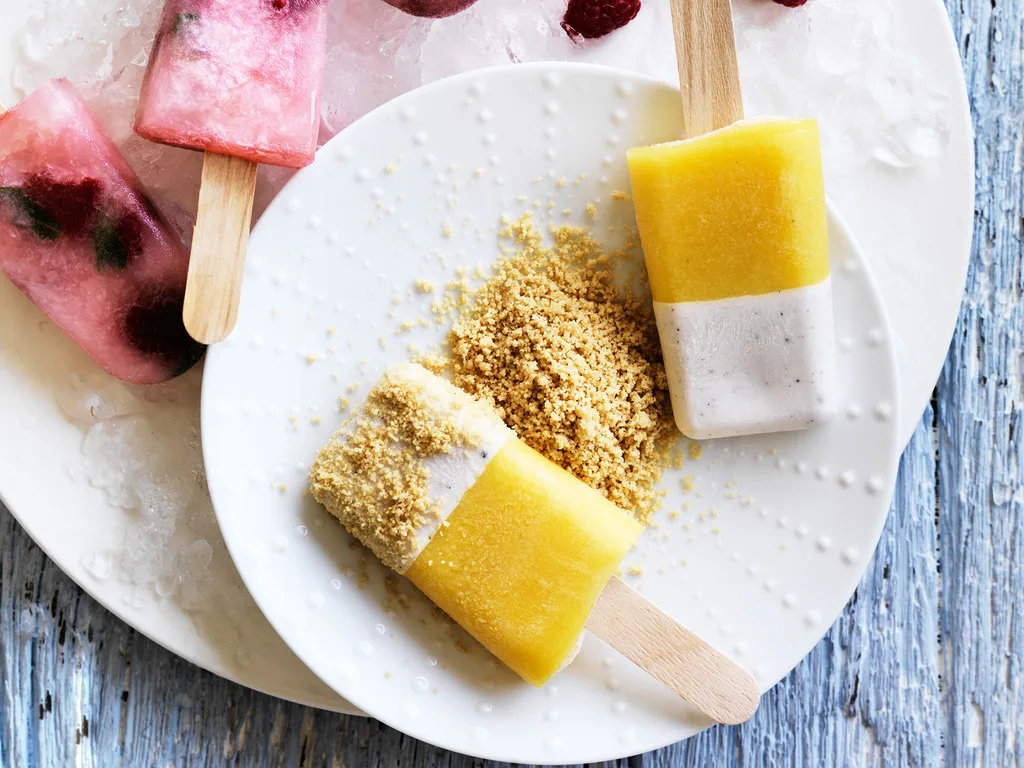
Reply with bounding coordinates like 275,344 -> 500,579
357,641 -> 373,657
476,700 -> 493,715
412,676 -> 429,693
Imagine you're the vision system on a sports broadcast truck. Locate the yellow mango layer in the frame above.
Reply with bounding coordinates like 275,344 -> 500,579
406,437 -> 642,687
626,118 -> 830,303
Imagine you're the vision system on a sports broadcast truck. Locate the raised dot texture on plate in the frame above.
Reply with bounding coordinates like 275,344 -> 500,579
200,64 -> 902,765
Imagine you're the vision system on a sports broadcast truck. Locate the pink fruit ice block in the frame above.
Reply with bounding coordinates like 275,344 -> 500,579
0,80 -> 204,385
134,0 -> 328,168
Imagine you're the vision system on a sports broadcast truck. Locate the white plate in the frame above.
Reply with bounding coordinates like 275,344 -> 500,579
202,63 -> 902,763
0,0 -> 969,718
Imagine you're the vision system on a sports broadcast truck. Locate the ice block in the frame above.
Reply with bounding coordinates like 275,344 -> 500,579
0,80 -> 204,385
134,0 -> 328,168
310,363 -> 642,686
627,118 -> 838,439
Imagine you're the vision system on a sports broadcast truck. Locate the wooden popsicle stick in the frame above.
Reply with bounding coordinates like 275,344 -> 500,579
668,0 -> 745,137
182,151 -> 259,344
586,575 -> 760,725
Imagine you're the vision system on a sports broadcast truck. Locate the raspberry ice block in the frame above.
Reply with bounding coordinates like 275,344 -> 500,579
0,79 -> 204,385
310,363 -> 643,686
627,119 -> 838,440
134,0 -> 328,167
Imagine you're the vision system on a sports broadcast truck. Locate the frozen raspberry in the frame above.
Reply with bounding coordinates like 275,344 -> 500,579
562,0 -> 641,40
21,175 -> 101,236
123,288 -> 205,374
772,0 -> 808,6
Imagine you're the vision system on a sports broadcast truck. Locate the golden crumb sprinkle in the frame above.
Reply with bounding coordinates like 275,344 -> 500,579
611,190 -> 631,201
416,279 -> 436,293
689,443 -> 703,460
627,564 -> 644,576
585,203 -> 597,218
446,213 -> 675,524
309,365 -> 503,572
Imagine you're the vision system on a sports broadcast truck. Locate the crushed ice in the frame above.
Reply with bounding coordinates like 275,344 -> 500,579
58,367 -> 250,624
11,0 -> 952,240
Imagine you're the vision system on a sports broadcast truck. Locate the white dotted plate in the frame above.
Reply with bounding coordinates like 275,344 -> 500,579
202,64 -> 901,764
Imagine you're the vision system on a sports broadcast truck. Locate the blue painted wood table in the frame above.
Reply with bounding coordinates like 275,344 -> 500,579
0,0 -> 1016,763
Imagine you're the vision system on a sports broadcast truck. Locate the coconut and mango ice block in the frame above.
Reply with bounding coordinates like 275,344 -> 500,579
134,0 -> 328,167
0,80 -> 203,385
627,118 -> 838,439
310,363 -> 642,686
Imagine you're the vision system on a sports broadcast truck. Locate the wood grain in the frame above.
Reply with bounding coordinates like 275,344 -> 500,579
668,0 -> 744,136
183,152 -> 259,345
587,576 -> 759,725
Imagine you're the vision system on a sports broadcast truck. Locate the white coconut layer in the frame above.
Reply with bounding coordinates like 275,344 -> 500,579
654,279 -> 838,440
364,363 -> 514,572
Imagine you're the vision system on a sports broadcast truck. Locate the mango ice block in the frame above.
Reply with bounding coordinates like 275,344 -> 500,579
310,363 -> 642,686
134,0 -> 328,168
627,118 -> 838,439
0,79 -> 204,385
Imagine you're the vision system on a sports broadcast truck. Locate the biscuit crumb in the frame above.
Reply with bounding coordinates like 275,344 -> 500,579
310,365 -> 505,572
585,203 -> 597,218
611,190 -> 631,201
416,279 -> 436,293
689,443 -> 703,461
447,213 -> 675,523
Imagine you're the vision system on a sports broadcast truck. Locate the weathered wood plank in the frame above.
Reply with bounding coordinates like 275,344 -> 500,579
936,0 -> 1024,764
0,412 -> 939,767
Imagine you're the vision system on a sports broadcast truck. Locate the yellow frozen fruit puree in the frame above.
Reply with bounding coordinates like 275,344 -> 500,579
626,118 -> 830,303
407,437 -> 642,686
